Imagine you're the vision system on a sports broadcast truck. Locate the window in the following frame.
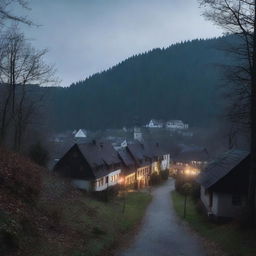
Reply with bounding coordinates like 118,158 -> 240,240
232,194 -> 242,206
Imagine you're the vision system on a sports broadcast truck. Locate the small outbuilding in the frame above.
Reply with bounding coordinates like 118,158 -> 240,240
197,149 -> 250,219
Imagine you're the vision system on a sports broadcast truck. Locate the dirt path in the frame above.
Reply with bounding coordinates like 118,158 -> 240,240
116,178 -> 206,256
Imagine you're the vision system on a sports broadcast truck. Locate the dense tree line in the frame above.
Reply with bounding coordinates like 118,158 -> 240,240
43,36 -> 235,132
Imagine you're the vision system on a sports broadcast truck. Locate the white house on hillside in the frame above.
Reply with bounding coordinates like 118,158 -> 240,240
166,120 -> 188,130
74,129 -> 87,138
146,119 -> 164,128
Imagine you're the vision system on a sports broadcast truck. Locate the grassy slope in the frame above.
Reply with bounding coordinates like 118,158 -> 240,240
32,175 -> 152,256
0,149 -> 151,256
171,191 -> 256,256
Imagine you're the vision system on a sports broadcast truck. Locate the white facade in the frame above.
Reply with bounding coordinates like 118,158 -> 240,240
94,169 -> 121,191
200,186 -> 247,218
74,129 -> 87,138
146,119 -> 163,128
166,120 -> 188,130
161,154 -> 170,170
151,161 -> 160,174
121,140 -> 128,148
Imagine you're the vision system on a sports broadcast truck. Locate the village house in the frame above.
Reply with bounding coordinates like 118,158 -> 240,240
197,150 -> 249,219
53,141 -> 121,191
118,148 -> 137,187
166,120 -> 188,130
146,119 -> 164,128
126,142 -> 152,188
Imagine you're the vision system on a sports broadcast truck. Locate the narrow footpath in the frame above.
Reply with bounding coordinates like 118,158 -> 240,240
117,178 -> 206,256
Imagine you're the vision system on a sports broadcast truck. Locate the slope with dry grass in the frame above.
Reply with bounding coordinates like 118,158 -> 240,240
0,148 -> 151,256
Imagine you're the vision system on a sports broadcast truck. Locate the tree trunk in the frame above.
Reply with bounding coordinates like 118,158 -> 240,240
248,0 -> 256,226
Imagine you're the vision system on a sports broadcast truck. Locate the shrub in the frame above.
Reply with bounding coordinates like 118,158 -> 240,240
175,173 -> 200,199
160,170 -> 169,180
29,142 -> 49,167
0,148 -> 42,203
149,172 -> 161,186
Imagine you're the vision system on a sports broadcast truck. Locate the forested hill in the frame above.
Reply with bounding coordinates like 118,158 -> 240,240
47,36 -> 233,131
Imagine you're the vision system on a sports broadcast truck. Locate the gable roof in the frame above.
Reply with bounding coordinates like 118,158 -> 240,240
175,146 -> 209,162
197,149 -> 249,189
77,141 -> 121,168
75,129 -> 87,138
118,148 -> 136,168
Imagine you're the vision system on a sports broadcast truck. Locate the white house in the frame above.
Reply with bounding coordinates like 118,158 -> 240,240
54,141 -> 122,192
146,119 -> 164,128
161,153 -> 170,171
166,120 -> 188,130
74,129 -> 87,138
197,150 -> 249,219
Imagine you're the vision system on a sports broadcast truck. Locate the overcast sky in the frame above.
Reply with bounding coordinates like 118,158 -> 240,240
21,0 -> 222,87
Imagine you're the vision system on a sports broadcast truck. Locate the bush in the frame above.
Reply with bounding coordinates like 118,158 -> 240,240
29,142 -> 49,167
91,185 -> 119,202
175,173 -> 200,199
160,170 -> 169,180
0,148 -> 42,203
149,172 -> 162,186
0,212 -> 20,256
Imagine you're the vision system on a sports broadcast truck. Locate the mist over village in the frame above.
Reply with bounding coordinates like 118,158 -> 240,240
0,1 -> 256,256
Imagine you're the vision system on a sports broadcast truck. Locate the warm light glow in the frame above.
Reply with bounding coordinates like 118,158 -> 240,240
118,177 -> 124,184
184,167 -> 199,176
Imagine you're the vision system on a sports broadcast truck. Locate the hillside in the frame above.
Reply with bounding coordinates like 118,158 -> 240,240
43,36 -> 234,131
0,149 -> 151,256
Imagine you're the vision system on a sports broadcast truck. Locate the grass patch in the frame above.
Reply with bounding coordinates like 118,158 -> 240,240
37,190 -> 151,256
171,191 -> 256,256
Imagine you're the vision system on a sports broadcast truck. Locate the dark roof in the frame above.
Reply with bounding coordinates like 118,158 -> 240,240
77,141 -> 121,168
127,141 -> 151,167
197,149 -> 249,189
143,141 -> 168,158
127,142 -> 145,161
118,148 -> 135,167
174,147 -> 209,162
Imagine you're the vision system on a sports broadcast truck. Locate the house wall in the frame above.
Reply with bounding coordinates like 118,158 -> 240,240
200,186 -> 218,215
161,154 -> 170,170
72,179 -> 91,190
94,169 -> 121,192
216,193 -> 247,218
200,186 -> 210,211
151,161 -> 160,174
137,165 -> 151,187
200,186 -> 247,218
125,172 -> 136,186
108,169 -> 121,186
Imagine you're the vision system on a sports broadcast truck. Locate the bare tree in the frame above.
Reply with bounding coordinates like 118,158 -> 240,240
0,27 -> 56,150
0,0 -> 31,25
199,0 -> 256,225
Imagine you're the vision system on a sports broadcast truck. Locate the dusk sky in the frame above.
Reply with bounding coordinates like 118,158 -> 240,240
21,0 -> 222,87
